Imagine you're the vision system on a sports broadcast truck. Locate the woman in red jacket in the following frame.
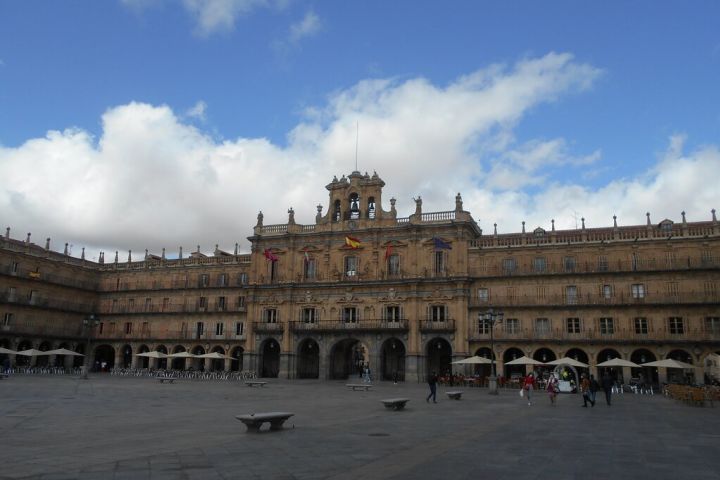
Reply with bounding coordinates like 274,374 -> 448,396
522,372 -> 535,406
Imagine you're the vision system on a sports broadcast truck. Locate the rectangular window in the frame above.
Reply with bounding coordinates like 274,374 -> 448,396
128,298 -> 135,311
387,254 -> 400,276
666,282 -> 679,297
304,258 -> 316,279
534,318 -> 550,334
11,262 -> 18,274
504,318 -> 519,334
142,322 -> 149,334
564,256 -> 576,272
385,306 -> 401,321
215,322 -> 224,335
98,322 -> 104,334
704,281 -> 718,297
196,321 -> 204,337
631,284 -> 645,299
237,296 -> 246,309
238,272 -> 248,285
665,251 -> 677,267
198,296 -> 207,309
162,298 -> 170,311
342,307 -> 358,323
565,285 -> 577,305
270,260 -> 278,282
264,309 -> 278,323
566,318 -> 581,334
217,296 -> 226,311
144,297 -> 152,311
634,317 -> 649,335
478,317 -> 490,335
28,290 -> 38,304
7,286 -> 16,300
701,250 -> 713,266
218,273 -> 227,287
533,257 -> 546,273
668,317 -> 684,335
502,258 -> 517,274
631,253 -> 640,271
597,255 -> 608,272
430,305 -> 447,322
302,308 -> 316,323
602,284 -> 613,299
124,322 -> 132,334
434,251 -> 446,275
344,256 -> 358,276
477,288 -> 489,303
599,317 -> 614,335
109,322 -> 116,335
111,299 -> 117,313
536,286 -> 546,301
235,322 -> 244,336
199,274 -> 209,287
705,317 -> 720,334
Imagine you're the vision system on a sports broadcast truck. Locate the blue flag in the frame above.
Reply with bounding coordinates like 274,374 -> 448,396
433,237 -> 452,250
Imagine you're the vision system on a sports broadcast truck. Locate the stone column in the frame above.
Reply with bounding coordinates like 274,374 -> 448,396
114,349 -> 123,370
279,352 -> 291,379
407,354 -> 421,383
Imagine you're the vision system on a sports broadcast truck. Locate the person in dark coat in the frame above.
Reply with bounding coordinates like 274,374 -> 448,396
426,371 -> 438,403
601,371 -> 615,405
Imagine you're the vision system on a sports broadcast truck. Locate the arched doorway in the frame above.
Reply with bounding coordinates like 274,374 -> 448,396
191,346 -> 206,371
667,349 -> 693,383
426,337 -> 452,377
171,346 -> 188,370
156,345 -> 168,369
260,338 -> 280,378
503,347 -> 525,379
381,338 -> 405,381
36,341 -> 52,367
121,344 -> 132,368
230,347 -> 244,372
473,347 -> 493,378
630,349 -> 658,385
94,345 -> 115,372
297,339 -> 320,379
209,347 -> 226,371
137,345 -> 150,369
533,347 -> 557,364
329,338 -> 366,380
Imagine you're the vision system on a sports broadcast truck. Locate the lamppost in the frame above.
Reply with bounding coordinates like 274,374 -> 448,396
482,308 -> 504,395
82,314 -> 99,380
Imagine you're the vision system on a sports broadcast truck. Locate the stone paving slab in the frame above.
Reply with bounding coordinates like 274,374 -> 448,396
0,375 -> 718,479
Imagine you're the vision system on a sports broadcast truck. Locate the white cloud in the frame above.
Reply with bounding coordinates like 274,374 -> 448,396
185,100 -> 207,121
2,52 -> 717,259
289,11 -> 321,42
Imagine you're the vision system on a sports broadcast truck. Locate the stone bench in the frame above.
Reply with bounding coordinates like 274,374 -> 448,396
244,381 -> 267,387
346,383 -> 373,391
236,412 -> 294,433
446,391 -> 463,400
157,377 -> 175,384
380,398 -> 409,411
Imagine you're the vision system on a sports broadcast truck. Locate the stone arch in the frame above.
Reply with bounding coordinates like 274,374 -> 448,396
191,345 -> 206,371
333,199 -> 341,222
230,346 -> 244,371
348,192 -> 361,219
328,338 -> 367,380
34,341 -> 52,367
259,338 -> 281,378
667,348 -> 694,383
156,345 -> 168,369
597,348 -> 622,364
503,347 -> 525,379
137,344 -> 151,369
367,196 -> 376,219
120,344 -> 132,368
630,348 -> 658,385
426,337 -> 452,378
94,344 -> 115,372
297,338 -> 320,379
170,345 -> 187,370
381,337 -> 406,381
533,347 -> 557,364
473,346 -> 494,378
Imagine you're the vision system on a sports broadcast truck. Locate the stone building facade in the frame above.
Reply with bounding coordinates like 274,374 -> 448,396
1,171 -> 719,384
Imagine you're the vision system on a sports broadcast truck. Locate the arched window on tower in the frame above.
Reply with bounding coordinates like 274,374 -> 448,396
333,200 -> 341,222
349,193 -> 360,220
367,197 -> 376,219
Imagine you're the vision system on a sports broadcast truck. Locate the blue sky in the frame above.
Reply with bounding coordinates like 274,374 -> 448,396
1,1 -> 719,257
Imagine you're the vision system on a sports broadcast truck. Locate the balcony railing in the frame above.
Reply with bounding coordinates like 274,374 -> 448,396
99,303 -> 246,315
0,292 -> 95,314
0,264 -> 99,290
92,329 -> 246,341
467,326 -> 720,343
469,292 -> 720,308
289,319 -> 409,332
252,322 -> 284,333
0,323 -> 84,338
419,319 -> 456,332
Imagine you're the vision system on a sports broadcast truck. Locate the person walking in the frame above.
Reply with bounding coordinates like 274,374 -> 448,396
589,374 -> 599,407
580,373 -> 594,407
522,371 -> 535,406
547,372 -> 559,405
426,371 -> 438,403
601,371 -> 614,406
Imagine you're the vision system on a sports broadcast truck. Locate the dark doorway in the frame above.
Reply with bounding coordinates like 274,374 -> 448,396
297,339 -> 320,379
426,338 -> 452,378
381,338 -> 405,381
260,338 -> 280,378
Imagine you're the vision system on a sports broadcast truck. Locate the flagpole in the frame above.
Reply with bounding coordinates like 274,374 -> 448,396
355,121 -> 359,172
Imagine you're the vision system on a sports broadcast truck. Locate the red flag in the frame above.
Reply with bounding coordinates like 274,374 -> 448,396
345,236 -> 361,249
263,249 -> 278,262
384,244 -> 393,261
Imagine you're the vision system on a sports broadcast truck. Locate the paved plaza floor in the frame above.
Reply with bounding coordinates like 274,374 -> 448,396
1,375 -> 719,480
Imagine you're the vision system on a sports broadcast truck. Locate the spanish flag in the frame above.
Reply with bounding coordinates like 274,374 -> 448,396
345,236 -> 361,249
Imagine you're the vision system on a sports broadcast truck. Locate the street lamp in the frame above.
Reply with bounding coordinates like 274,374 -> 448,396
482,308 -> 504,395
82,314 -> 99,380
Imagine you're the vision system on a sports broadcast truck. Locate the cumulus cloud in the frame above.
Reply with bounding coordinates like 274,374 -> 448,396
289,10 -> 321,42
185,100 -> 208,121
1,52 -> 717,259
